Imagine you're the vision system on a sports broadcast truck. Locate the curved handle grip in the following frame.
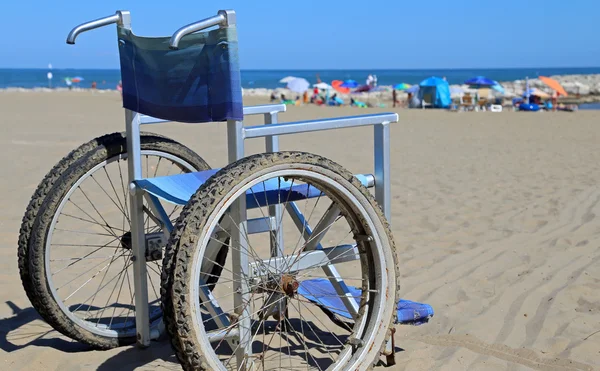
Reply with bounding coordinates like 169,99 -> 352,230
66,11 -> 130,45
169,10 -> 236,49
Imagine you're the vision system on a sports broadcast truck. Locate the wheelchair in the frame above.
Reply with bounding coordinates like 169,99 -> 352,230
17,9 -> 430,370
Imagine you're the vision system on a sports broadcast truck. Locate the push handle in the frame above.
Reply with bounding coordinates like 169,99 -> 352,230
169,9 -> 236,49
66,11 -> 131,44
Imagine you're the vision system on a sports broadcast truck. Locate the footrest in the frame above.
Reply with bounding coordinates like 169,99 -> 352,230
135,169 -> 374,206
297,278 -> 434,326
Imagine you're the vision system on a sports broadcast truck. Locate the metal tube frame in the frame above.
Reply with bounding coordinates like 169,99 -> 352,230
68,8 -> 398,360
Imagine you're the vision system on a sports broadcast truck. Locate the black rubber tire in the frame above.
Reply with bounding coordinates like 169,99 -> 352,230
161,151 -> 401,371
21,133 -> 210,349
18,132 -> 178,315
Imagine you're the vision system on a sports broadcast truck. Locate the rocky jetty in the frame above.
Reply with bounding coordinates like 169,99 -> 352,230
243,74 -> 600,104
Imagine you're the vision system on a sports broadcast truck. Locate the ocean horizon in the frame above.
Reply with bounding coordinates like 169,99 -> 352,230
2,67 -> 600,90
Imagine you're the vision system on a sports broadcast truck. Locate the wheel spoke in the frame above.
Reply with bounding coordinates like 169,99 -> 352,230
43,149 -> 199,340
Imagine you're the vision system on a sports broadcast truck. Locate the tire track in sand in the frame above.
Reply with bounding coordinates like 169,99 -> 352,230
411,334 -> 595,371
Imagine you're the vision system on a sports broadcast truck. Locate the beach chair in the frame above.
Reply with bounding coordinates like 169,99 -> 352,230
421,93 -> 433,109
477,88 -> 491,111
18,10 -> 433,370
461,93 -> 476,111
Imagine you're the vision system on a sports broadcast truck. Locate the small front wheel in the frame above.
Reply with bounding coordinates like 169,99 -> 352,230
162,151 -> 400,370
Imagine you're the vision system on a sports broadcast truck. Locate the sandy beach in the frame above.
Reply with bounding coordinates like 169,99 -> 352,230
1,91 -> 599,370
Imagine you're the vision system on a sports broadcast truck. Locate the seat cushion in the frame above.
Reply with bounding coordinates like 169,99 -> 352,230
135,169 -> 372,206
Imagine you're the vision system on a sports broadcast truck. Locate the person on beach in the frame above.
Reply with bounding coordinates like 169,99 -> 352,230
551,91 -> 558,111
91,81 -> 97,90
270,92 -> 277,102
303,90 -> 309,104
392,89 -> 399,107
116,80 -> 122,95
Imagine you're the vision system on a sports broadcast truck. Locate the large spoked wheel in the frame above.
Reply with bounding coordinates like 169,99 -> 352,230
20,133 -> 213,349
162,152 -> 400,371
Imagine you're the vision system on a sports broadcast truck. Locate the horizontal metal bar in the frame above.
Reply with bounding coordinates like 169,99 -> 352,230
139,104 -> 288,125
216,217 -> 275,235
248,244 -> 359,279
207,327 -> 239,343
243,104 -> 286,116
243,113 -> 398,139
247,217 -> 275,234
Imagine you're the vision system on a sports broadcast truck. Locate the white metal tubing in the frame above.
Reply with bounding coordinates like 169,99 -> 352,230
226,120 -> 252,369
207,327 -> 240,343
264,112 -> 285,260
303,203 -> 341,252
143,194 -> 174,236
138,104 -> 287,125
286,202 -> 360,319
66,13 -> 120,44
125,109 -> 151,347
374,122 -> 391,221
198,279 -> 236,349
169,13 -> 226,49
244,104 -> 286,116
216,216 -> 275,235
248,244 -> 359,278
243,113 -> 399,139
247,216 -> 275,234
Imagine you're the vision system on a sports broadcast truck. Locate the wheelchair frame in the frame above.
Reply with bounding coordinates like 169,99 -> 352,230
65,8 -> 398,363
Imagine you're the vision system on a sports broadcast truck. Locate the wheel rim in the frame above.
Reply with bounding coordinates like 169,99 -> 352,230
45,150 -> 196,338
186,166 -> 393,370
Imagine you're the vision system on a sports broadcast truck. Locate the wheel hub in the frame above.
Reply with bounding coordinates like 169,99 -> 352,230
119,231 -> 165,262
280,274 -> 299,297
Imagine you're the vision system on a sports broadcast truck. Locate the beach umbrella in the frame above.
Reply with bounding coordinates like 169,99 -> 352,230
286,77 -> 310,93
71,76 -> 84,83
279,76 -> 297,84
405,85 -> 420,93
464,76 -> 495,86
523,88 -> 549,98
340,80 -> 359,88
394,83 -> 411,90
491,81 -> 505,94
313,82 -> 332,90
332,80 -> 350,94
539,76 -> 568,96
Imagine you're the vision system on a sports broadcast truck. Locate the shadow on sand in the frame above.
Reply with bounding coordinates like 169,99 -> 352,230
0,301 -> 89,353
2,300 -> 403,369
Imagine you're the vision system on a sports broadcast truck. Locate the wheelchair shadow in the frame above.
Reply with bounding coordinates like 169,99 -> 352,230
2,301 -> 403,369
0,301 -> 89,353
95,340 -> 179,371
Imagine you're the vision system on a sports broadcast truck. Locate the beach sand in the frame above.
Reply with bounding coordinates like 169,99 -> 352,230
1,91 -> 599,370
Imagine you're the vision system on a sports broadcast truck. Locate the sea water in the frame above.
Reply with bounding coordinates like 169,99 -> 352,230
1,67 -> 600,90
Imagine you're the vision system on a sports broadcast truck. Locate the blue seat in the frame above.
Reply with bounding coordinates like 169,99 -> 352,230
135,169 -> 373,206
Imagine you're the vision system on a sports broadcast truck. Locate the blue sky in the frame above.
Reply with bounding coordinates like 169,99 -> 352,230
1,0 -> 598,69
